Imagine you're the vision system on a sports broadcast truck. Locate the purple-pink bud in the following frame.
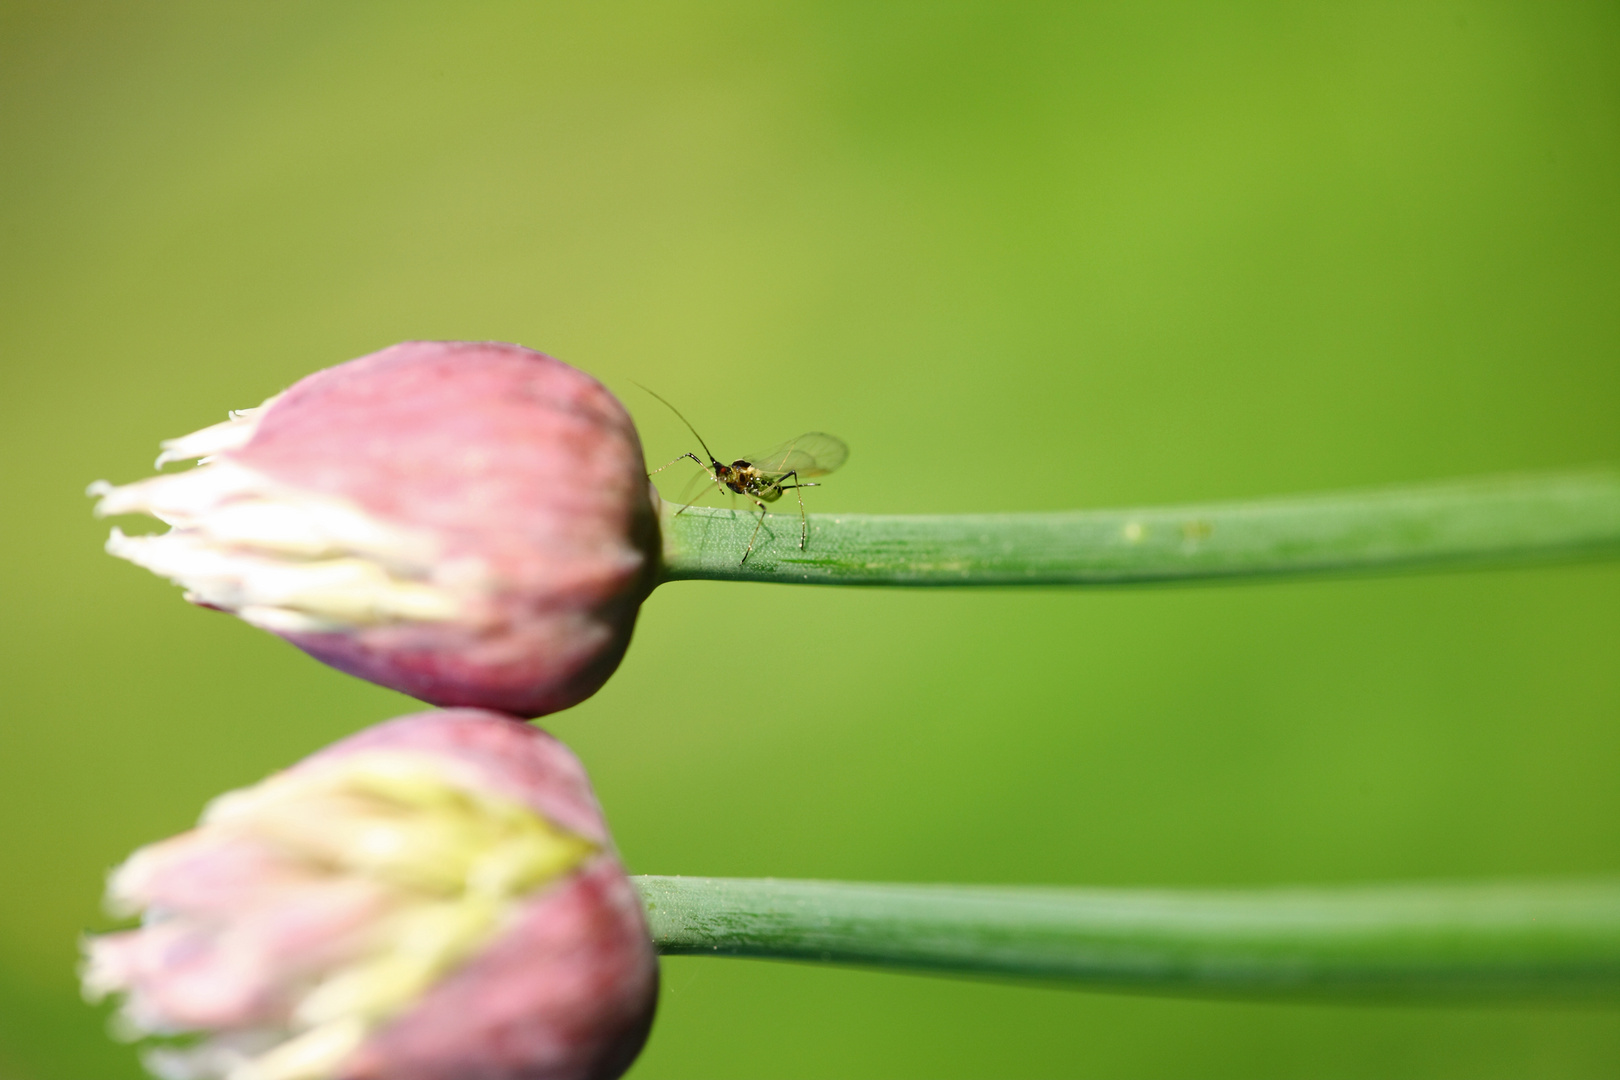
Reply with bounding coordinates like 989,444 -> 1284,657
84,709 -> 659,1080
90,342 -> 660,717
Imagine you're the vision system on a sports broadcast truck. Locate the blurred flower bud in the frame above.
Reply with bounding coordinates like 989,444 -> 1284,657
90,341 -> 660,717
84,709 -> 658,1080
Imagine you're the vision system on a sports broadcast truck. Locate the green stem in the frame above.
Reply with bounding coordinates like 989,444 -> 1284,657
633,876 -> 1620,1001
657,469 -> 1620,585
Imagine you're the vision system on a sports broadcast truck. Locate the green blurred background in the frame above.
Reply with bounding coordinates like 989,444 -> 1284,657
3,2 -> 1619,1076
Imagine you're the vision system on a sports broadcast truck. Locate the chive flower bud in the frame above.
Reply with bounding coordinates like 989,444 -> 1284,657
90,342 -> 660,718
83,709 -> 658,1080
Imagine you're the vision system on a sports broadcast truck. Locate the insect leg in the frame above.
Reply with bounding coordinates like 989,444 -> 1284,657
779,470 -> 810,550
741,497 -> 771,565
774,479 -> 823,548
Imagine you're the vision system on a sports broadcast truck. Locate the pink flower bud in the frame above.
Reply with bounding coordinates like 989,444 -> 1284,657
90,342 -> 660,717
84,709 -> 658,1080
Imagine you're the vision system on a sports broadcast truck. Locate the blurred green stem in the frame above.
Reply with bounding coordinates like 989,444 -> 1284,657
634,876 -> 1620,1001
657,469 -> 1620,585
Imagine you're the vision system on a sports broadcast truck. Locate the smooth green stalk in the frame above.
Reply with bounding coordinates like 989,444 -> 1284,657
658,469 -> 1620,585
634,876 -> 1620,1001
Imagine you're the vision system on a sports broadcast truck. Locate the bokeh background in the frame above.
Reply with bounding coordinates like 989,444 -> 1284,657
4,3 -> 1620,1077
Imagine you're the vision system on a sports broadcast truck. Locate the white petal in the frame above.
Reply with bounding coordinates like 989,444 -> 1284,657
229,1017 -> 365,1080
95,460 -> 476,632
91,461 -> 271,525
153,394 -> 282,469
145,1032 -> 279,1080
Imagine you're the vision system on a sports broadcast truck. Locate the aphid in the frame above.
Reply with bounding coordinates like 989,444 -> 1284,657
639,386 -> 848,563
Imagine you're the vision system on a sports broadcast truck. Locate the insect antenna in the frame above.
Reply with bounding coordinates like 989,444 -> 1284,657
631,382 -> 720,468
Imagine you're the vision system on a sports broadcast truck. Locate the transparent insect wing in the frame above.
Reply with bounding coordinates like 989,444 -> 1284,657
744,432 -> 849,478
669,463 -> 718,507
